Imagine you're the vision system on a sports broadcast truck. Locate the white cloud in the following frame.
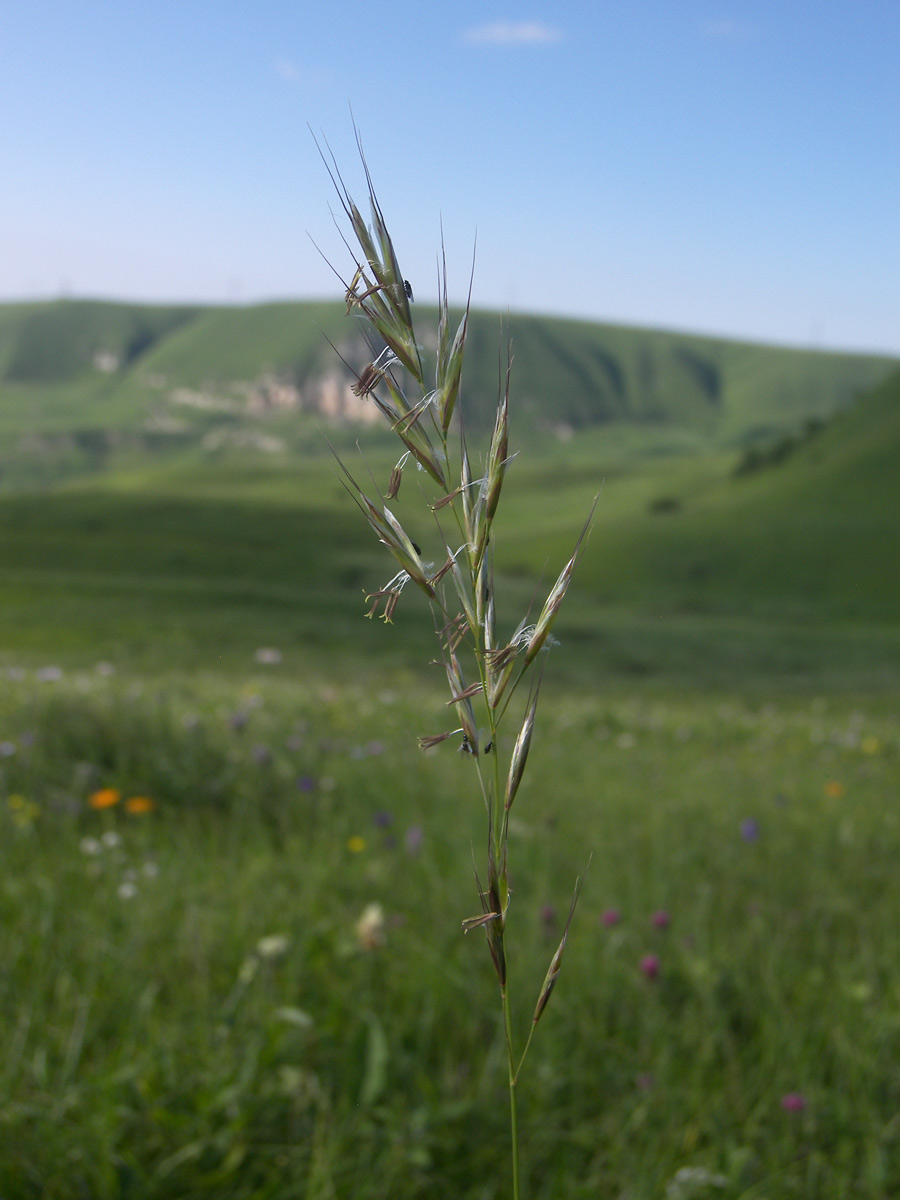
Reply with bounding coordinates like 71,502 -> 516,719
700,18 -> 758,41
274,59 -> 332,87
464,21 -> 563,47
275,58 -> 301,81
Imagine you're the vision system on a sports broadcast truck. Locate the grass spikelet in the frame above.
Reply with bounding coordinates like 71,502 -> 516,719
442,648 -> 480,754
505,684 -> 540,812
485,377 -> 510,525
524,499 -> 597,666
532,867 -> 587,1026
436,239 -> 475,434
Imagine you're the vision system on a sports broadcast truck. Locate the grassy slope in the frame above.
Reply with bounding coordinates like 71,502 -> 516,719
467,311 -> 894,443
0,300 -> 897,688
0,299 -> 199,382
135,300 -> 350,386
1,370 -> 899,689
570,367 -> 900,623
1,299 -> 894,446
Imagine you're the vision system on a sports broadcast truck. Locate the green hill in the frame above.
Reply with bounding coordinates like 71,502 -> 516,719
0,299 -> 198,383
0,366 -> 897,684
0,299 -> 893,455
0,298 -> 897,686
559,366 -> 900,624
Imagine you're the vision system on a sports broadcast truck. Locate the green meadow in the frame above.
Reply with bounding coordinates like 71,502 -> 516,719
1,300 -> 899,1197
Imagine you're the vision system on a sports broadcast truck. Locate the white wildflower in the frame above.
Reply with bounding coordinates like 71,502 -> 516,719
355,903 -> 386,951
256,933 -> 290,960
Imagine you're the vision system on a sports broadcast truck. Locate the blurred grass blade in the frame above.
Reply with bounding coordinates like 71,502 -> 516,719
359,1012 -> 390,1106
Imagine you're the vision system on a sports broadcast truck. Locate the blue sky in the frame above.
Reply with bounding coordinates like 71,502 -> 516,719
2,1 -> 898,354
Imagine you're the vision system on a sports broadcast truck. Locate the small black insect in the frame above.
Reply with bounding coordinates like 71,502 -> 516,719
412,541 -> 422,555
459,732 -> 480,756
404,280 -> 414,301
485,741 -> 493,755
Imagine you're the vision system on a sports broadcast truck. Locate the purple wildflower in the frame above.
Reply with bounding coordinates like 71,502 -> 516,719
781,1092 -> 807,1112
600,908 -> 621,927
640,954 -> 661,981
651,910 -> 670,929
404,825 -> 424,855
740,817 -> 760,842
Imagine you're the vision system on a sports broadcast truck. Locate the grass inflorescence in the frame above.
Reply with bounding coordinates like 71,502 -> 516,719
314,131 -> 601,1195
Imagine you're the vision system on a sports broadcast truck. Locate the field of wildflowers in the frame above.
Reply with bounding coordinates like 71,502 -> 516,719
1,133 -> 898,1200
2,662 -> 899,1197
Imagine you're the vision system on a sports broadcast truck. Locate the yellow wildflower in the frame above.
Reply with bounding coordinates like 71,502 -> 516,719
125,796 -> 155,815
89,788 -> 121,810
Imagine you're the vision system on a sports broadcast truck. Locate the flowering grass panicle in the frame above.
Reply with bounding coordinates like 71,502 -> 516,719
316,129 -> 594,1200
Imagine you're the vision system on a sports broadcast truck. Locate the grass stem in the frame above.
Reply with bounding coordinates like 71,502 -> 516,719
502,983 -> 521,1200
